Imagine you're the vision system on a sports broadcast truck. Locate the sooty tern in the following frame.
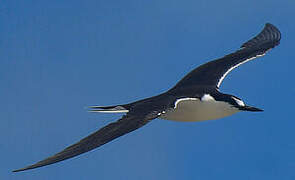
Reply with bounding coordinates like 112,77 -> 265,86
13,23 -> 281,172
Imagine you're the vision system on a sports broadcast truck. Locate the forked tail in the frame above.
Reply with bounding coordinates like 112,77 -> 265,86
88,104 -> 130,113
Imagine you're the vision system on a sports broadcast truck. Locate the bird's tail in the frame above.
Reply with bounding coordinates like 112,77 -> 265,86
88,104 -> 130,113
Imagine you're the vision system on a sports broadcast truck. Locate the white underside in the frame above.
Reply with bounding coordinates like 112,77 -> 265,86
159,98 -> 239,122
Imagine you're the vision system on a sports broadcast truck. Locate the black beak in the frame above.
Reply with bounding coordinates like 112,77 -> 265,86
239,105 -> 263,112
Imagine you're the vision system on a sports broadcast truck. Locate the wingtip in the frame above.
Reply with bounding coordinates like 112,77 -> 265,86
12,167 -> 30,173
12,169 -> 22,173
265,22 -> 278,29
240,22 -> 281,49
265,23 -> 281,37
12,163 -> 42,172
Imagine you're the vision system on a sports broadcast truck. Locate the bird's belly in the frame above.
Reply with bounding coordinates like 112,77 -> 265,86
159,99 -> 239,122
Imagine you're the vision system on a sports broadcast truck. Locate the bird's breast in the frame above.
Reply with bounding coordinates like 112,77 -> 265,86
159,98 -> 239,122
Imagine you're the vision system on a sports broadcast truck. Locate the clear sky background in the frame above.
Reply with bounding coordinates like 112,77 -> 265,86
1,0 -> 294,180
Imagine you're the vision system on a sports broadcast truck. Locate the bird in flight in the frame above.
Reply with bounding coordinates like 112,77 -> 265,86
13,23 -> 281,172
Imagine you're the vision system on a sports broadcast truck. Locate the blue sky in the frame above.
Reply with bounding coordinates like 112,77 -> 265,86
1,0 -> 294,179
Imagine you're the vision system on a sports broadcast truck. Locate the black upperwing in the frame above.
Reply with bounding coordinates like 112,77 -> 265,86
170,23 -> 281,91
13,110 -> 161,172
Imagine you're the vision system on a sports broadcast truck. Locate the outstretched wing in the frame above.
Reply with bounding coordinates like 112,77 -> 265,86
170,23 -> 281,90
13,111 -> 160,172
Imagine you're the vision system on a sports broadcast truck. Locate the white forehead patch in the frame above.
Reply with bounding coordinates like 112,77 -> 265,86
232,97 -> 245,106
201,94 -> 215,101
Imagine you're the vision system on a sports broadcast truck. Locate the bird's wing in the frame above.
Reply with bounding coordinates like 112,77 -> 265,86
170,23 -> 281,90
13,110 -> 160,172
